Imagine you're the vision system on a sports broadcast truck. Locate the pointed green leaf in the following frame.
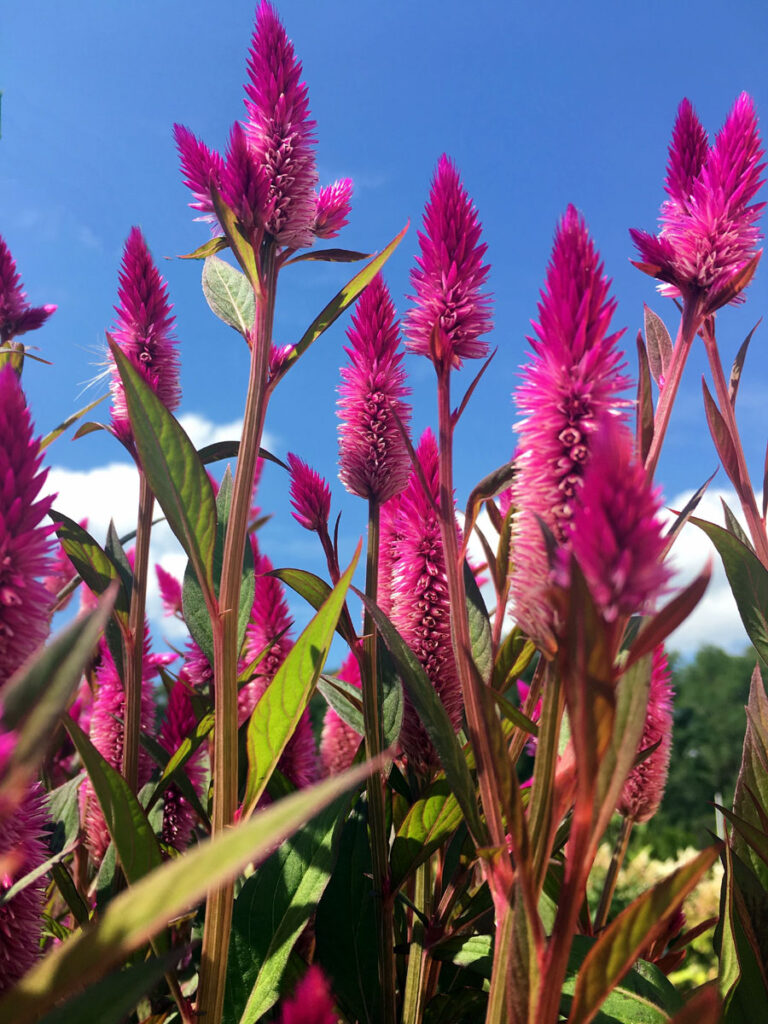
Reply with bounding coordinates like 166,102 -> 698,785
644,305 -> 673,387
463,461 -> 516,549
197,440 -> 288,471
283,247 -> 371,265
379,642 -> 404,750
108,338 -> 217,600
729,321 -> 760,406
40,393 -> 108,449
317,674 -> 364,736
390,778 -> 463,890
270,567 -> 358,647
210,187 -> 261,289
636,330 -> 654,464
48,511 -> 131,622
732,665 -> 768,888
702,378 -> 742,488
721,498 -> 754,551
179,234 -> 228,260
464,559 -> 493,683
202,254 -> 255,336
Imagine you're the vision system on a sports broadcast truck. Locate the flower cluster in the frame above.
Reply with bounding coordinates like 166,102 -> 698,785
0,235 -> 56,346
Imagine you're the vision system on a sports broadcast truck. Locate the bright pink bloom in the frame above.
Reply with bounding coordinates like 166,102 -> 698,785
337,274 -> 411,503
314,179 -> 353,239
0,236 -> 56,344
631,94 -> 765,312
0,367 -> 54,686
554,423 -> 670,624
390,430 -> 461,770
320,651 -> 362,776
510,206 -> 629,652
378,491 -> 404,620
173,124 -> 226,225
108,228 -> 180,447
618,645 -> 674,823
0,782 -> 50,993
287,453 -> 331,532
405,155 -> 492,369
158,679 -> 205,851
278,965 -> 337,1024
155,564 -> 183,618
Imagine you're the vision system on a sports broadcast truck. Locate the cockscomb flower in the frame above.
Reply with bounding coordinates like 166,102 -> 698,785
288,453 -> 331,532
158,679 -> 205,851
554,423 -> 670,626
0,235 -> 56,345
320,650 -> 362,776
108,228 -> 180,448
405,155 -> 492,370
0,782 -> 50,994
510,206 -> 629,652
278,965 -> 337,1024
618,645 -> 674,823
337,273 -> 411,504
0,366 -> 54,686
173,124 -> 226,225
313,179 -> 353,239
631,93 -> 765,312
391,429 -> 461,770
378,490 -> 404,620
155,563 -> 183,618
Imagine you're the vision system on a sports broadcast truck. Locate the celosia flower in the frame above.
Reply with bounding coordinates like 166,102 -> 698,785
391,429 -> 461,769
337,273 -> 411,504
0,236 -> 56,345
320,651 -> 362,776
0,783 -> 50,994
631,93 -> 765,312
278,965 -> 337,1024
313,179 -> 353,239
0,366 -> 54,685
172,124 -> 225,225
554,424 -> 670,625
155,564 -> 183,618
378,490 -> 404,619
241,541 -> 318,788
158,679 -> 205,851
510,206 -> 629,652
287,453 -> 331,532
405,154 -> 492,370
108,227 -> 180,447
618,645 -> 674,823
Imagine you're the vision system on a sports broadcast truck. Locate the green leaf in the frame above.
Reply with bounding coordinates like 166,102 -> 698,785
48,511 -> 131,622
702,378 -> 742,489
242,546 -> 360,813
379,642 -> 404,751
691,516 -> 768,667
463,460 -> 516,548
40,393 -> 108,449
636,331 -> 654,465
197,440 -> 289,471
492,628 -> 536,691
104,520 -> 134,597
202,254 -> 256,335
390,777 -> 463,890
317,674 -> 364,736
732,665 -> 768,889
729,320 -> 760,407
210,186 -> 261,288
721,498 -> 754,551
643,305 -> 673,387
47,775 -> 83,854
360,594 -> 485,844
108,338 -> 218,601
179,234 -> 228,260
430,933 -> 493,977
278,223 -> 408,378
0,758 -> 382,1024
283,247 -> 371,265
270,567 -> 358,647
568,847 -> 720,1024
464,559 -> 493,683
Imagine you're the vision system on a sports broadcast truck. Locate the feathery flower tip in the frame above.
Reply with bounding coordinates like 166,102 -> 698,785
287,453 -> 331,532
156,564 -> 183,618
405,155 -> 492,368
0,236 -> 56,345
173,123 -> 225,221
314,178 -> 353,239
337,273 -> 412,503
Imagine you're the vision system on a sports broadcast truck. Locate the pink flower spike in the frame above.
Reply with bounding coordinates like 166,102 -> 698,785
173,123 -> 225,223
108,227 -> 181,448
0,236 -> 56,345
155,564 -> 183,618
158,679 -> 205,851
287,453 -> 331,532
618,645 -> 674,823
314,179 -> 353,239
0,366 -> 54,686
405,155 -> 493,369
320,651 -> 362,776
337,273 -> 411,504
278,965 -> 337,1024
631,93 -> 765,311
243,1 -> 318,248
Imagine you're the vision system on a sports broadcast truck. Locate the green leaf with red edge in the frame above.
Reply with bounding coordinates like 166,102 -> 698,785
390,777 -> 463,890
721,497 -> 754,551
636,331 -> 654,464
0,757 -> 384,1024
668,984 -> 721,1024
40,394 -> 108,449
732,664 -> 768,888
178,234 -> 228,260
702,378 -> 742,488
283,247 -> 371,265
691,517 -> 768,667
644,305 -> 673,387
108,337 -> 218,603
568,846 -> 720,1024
717,842 -> 768,1018
729,320 -> 761,406
242,545 -> 360,814
663,470 -> 717,555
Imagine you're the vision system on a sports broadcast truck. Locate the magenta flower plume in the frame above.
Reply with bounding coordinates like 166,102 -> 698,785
287,453 -> 331,532
0,366 -> 54,686
554,423 -> 670,625
320,650 -> 362,776
378,491 -> 404,619
314,179 -> 353,239
510,206 -> 629,652
173,124 -> 225,224
618,645 -> 674,823
158,679 -> 205,851
0,235 -> 56,345
0,783 -> 50,994
405,155 -> 492,370
108,227 -> 180,447
338,273 -> 411,504
155,564 -> 183,618
391,429 -> 462,770
631,93 -> 765,312
242,1 -> 318,248
278,965 -> 337,1024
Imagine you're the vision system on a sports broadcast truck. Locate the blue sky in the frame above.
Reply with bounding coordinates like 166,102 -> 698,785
3,0 -> 768,655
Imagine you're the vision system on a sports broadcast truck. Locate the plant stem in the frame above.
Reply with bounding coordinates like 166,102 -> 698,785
122,473 -> 153,793
362,497 -> 397,1024
594,815 -> 633,932
197,244 -> 277,1024
402,858 -> 432,1024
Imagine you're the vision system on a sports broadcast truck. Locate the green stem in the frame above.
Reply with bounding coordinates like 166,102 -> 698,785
362,497 -> 397,1024
486,904 -> 514,1024
122,473 -> 153,793
594,815 -> 633,932
197,244 -> 277,1024
402,858 -> 432,1024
